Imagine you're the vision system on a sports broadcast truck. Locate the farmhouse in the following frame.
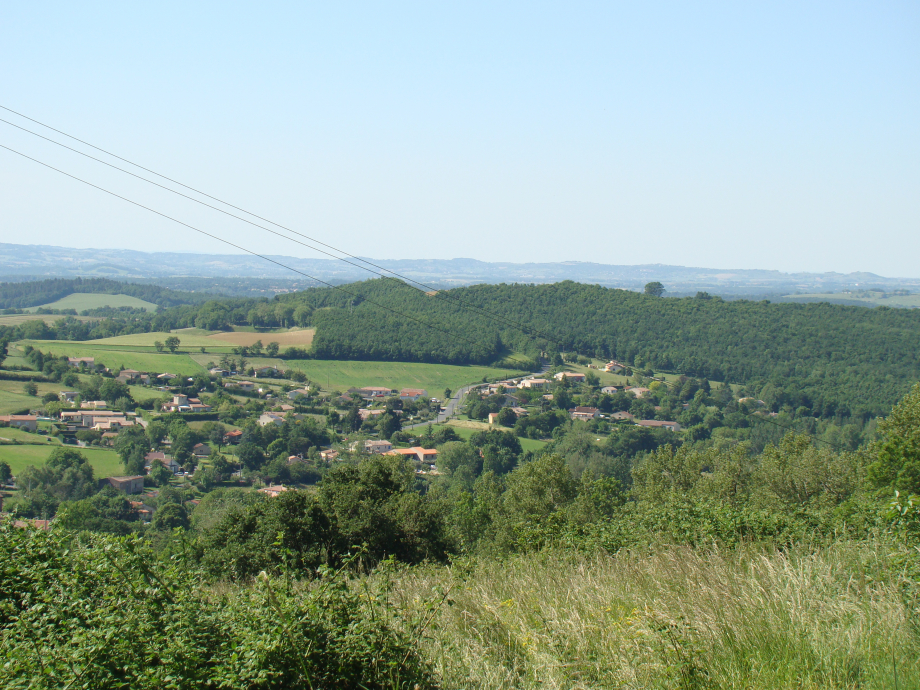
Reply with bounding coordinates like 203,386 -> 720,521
604,361 -> 628,373
68,357 -> 95,368
0,415 -> 38,432
554,372 -> 586,383
610,411 -> 635,421
287,388 -> 311,400
253,366 -> 280,378
601,386 -> 619,394
59,391 -> 79,403
319,449 -> 339,462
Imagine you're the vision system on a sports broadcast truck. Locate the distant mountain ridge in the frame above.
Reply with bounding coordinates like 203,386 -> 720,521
1,242 -> 917,295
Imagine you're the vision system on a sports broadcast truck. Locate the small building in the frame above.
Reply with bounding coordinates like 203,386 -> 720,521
68,357 -> 95,368
570,406 -> 600,421
0,415 -> 38,432
487,412 -> 500,425
192,443 -> 212,458
554,372 -> 586,383
258,484 -> 290,498
399,388 -> 428,401
364,439 -> 394,454
258,413 -> 285,427
209,367 -> 229,376
604,361 -> 627,373
319,449 -> 339,462
387,446 -> 438,464
145,452 -> 180,473
157,373 -> 177,381
348,386 -> 396,399
636,420 -> 682,432
518,378 -> 550,389
103,476 -> 145,494
253,366 -> 280,378
626,387 -> 650,398
601,386 -> 619,395
59,391 -> 79,403
287,388 -> 311,400
224,429 -> 244,444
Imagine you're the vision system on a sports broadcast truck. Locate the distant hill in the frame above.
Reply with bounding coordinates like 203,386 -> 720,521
1,242 -> 917,297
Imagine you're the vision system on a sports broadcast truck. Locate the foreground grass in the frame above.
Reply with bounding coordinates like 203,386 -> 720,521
382,542 -> 919,689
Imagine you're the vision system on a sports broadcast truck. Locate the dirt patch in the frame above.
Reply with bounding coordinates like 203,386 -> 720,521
206,329 -> 315,348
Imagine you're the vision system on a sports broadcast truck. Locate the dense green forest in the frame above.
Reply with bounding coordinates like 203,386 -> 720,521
295,279 -> 920,418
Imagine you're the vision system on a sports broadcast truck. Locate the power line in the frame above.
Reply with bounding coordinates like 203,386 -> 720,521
0,141 -> 534,367
0,105 -> 569,351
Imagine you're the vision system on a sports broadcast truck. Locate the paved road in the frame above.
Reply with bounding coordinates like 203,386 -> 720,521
405,364 -> 550,429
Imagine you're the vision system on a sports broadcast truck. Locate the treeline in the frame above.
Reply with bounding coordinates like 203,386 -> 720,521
0,277 -> 211,309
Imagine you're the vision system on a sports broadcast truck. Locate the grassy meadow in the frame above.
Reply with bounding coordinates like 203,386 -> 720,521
0,379 -> 66,415
281,359 -> 521,395
25,292 -> 159,312
0,440 -> 124,478
384,542 -> 920,689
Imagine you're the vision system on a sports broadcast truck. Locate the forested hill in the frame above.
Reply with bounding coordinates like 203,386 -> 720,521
282,279 -> 920,418
0,277 -> 212,309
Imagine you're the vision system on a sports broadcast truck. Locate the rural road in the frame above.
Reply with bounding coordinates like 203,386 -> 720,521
405,363 -> 550,429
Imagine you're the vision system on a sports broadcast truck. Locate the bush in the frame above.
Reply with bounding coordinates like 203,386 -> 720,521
0,525 -> 434,689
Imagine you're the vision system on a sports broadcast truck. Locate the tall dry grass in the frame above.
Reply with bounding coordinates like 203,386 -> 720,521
381,541 -> 919,689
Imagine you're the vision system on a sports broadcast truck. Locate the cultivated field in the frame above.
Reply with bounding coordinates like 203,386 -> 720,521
205,328 -> 315,348
25,293 -> 158,313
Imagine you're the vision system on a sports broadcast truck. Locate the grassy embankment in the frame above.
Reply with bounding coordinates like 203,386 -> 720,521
383,542 -> 919,689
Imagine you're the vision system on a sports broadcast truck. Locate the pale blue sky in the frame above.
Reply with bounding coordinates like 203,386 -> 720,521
1,2 -> 918,275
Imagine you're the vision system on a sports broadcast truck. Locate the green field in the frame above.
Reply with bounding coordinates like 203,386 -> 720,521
281,360 -> 522,395
25,293 -> 159,313
0,379 -> 64,415
16,341 -> 207,376
0,441 -> 124,478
